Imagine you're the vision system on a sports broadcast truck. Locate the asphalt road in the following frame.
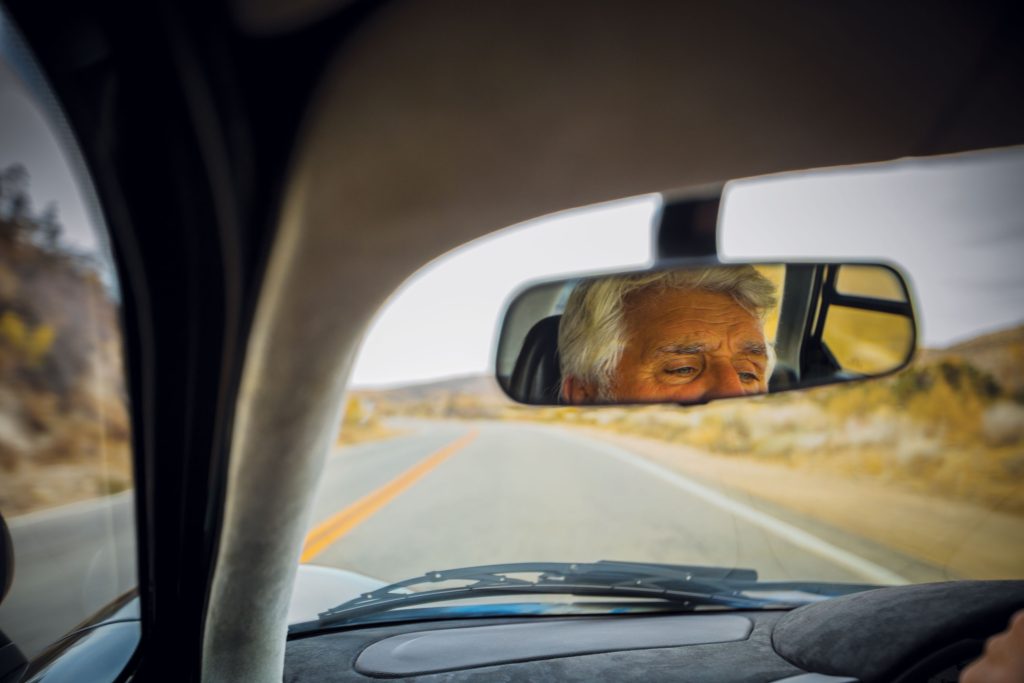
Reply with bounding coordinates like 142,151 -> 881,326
305,421 -> 912,586
1,419 -> 924,659
0,491 -> 136,658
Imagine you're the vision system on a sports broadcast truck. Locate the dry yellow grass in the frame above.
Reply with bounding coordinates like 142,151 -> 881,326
519,354 -> 1023,515
336,396 -> 403,446
337,421 -> 403,446
0,442 -> 132,516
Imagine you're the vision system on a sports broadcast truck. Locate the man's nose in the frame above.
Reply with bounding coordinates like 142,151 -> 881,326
705,360 -> 745,399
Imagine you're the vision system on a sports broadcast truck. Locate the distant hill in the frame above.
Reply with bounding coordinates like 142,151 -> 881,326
352,374 -> 511,419
922,324 -> 1024,392
356,374 -> 505,401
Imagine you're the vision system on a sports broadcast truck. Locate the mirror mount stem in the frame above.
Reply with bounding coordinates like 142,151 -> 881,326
654,187 -> 724,261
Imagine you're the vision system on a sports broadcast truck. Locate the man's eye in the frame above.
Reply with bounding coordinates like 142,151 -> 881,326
665,366 -> 698,376
739,372 -> 760,383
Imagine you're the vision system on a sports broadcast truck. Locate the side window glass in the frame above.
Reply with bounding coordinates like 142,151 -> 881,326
0,13 -> 136,661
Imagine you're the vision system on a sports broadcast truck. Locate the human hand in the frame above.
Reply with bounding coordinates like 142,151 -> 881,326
961,610 -> 1024,683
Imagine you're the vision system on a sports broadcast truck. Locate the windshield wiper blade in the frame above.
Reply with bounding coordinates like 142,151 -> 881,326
314,560 -> 781,628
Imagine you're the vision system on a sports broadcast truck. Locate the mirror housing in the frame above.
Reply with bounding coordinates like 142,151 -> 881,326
497,261 -> 916,406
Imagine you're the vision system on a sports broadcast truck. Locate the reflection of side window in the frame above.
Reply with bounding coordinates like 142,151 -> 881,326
818,265 -> 915,376
0,14 -> 136,666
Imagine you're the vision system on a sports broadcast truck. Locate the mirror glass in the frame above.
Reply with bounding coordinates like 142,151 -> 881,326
496,263 -> 916,405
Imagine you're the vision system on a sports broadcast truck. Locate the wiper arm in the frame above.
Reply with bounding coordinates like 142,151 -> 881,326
315,560 -> 780,628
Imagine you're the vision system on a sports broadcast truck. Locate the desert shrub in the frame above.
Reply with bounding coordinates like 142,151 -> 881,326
904,369 -> 986,442
982,402 -> 1024,446
893,359 -> 1002,403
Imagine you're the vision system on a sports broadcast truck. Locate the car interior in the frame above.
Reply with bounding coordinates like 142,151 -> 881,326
0,1 -> 1022,682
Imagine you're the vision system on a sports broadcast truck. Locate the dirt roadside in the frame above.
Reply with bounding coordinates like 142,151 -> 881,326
582,428 -> 1024,580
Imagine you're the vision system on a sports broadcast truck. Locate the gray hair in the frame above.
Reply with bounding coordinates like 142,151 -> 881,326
558,266 -> 778,399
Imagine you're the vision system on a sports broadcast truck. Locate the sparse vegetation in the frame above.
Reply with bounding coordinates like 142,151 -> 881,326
336,395 -> 402,445
0,164 -> 131,516
508,354 -> 1024,513
365,335 -> 1024,515
354,344 -> 1022,577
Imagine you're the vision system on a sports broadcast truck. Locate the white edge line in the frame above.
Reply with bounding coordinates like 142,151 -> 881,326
548,428 -> 908,586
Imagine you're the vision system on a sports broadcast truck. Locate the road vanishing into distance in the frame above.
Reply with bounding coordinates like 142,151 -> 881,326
302,421 -> 921,586
2,420 -> 942,658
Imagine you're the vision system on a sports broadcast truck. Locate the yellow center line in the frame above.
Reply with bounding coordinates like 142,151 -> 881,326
300,429 -> 479,563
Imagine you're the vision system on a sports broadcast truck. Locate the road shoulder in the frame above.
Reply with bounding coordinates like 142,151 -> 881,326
569,426 -> 1023,580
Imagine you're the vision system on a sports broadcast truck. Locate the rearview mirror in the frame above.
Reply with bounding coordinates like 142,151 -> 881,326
496,262 -> 916,405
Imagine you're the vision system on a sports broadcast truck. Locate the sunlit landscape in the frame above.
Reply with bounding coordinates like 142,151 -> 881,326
338,320 -> 1024,580
0,164 -> 131,516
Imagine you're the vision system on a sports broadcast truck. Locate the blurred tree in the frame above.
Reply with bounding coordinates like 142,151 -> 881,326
38,202 -> 62,250
0,165 -> 64,248
0,164 -> 32,228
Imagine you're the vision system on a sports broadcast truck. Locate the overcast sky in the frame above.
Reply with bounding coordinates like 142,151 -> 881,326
720,147 -> 1024,348
0,61 -> 101,256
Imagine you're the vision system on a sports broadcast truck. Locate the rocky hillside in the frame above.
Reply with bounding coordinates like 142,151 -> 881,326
0,164 -> 131,515
921,324 -> 1024,394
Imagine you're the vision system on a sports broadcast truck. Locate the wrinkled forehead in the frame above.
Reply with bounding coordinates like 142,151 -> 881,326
623,286 -> 759,324
622,287 -> 766,347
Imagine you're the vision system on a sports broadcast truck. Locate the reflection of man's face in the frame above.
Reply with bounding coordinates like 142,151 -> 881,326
568,288 -> 769,403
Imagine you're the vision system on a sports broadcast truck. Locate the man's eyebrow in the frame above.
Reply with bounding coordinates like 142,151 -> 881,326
654,341 -> 768,356
655,343 -> 709,355
739,340 -> 768,356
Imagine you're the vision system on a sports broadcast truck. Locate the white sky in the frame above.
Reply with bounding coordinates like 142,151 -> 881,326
720,147 -> 1024,348
351,200 -> 656,387
352,146 -> 1024,388
0,61 -> 101,255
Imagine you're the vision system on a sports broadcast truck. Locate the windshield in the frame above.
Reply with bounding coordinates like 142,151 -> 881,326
294,147 -> 1024,627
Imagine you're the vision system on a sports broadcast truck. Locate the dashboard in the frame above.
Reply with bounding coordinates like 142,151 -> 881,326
284,581 -> 1023,682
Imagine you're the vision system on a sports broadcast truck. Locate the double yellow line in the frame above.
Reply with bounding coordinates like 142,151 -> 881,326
300,429 -> 479,563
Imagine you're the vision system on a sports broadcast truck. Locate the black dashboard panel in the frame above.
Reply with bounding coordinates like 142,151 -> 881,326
772,580 -> 1024,682
355,614 -> 753,676
287,612 -> 801,683
284,582 -> 1024,682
